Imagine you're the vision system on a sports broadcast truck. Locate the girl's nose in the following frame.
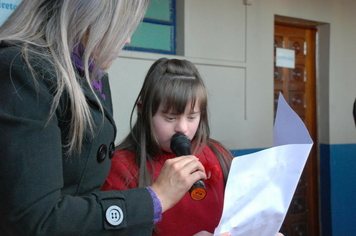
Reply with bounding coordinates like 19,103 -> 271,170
175,119 -> 188,134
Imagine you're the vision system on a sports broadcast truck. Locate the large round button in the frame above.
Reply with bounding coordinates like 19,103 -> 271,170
109,142 -> 115,159
97,144 -> 107,163
106,205 -> 124,226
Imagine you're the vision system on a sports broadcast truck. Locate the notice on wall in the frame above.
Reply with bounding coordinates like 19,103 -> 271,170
276,48 -> 295,69
0,0 -> 22,26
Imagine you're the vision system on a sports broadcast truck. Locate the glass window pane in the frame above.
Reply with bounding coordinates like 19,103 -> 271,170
145,0 -> 171,22
124,0 -> 175,54
128,22 -> 172,52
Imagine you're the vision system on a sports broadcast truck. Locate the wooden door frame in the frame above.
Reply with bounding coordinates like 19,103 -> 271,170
274,15 -> 324,236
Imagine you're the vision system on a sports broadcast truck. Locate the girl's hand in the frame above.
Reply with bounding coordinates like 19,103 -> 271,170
151,155 -> 206,212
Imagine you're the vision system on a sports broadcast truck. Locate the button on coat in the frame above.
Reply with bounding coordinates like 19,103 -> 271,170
109,141 -> 115,159
97,144 -> 107,163
106,205 -> 124,226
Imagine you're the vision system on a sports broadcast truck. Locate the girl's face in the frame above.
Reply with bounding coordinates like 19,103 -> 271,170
152,100 -> 201,153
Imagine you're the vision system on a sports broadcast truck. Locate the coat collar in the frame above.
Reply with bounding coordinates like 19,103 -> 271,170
71,43 -> 117,138
80,74 -> 117,139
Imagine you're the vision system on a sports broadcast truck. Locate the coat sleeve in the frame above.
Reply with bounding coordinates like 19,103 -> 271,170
0,46 -> 154,235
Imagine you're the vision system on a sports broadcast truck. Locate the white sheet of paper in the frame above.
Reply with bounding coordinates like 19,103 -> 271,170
214,93 -> 313,236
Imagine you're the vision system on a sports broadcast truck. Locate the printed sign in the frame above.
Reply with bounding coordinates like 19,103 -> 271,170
276,48 -> 295,69
0,0 -> 22,26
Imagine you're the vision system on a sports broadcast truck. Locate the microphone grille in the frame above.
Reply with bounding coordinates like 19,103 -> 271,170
170,132 -> 191,156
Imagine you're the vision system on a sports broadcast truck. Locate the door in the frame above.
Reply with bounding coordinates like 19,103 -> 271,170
274,24 -> 319,236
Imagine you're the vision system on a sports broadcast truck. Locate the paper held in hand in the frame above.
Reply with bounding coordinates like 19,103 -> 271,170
214,93 -> 313,236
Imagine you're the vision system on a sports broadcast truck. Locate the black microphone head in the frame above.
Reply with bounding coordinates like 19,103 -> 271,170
170,132 -> 191,156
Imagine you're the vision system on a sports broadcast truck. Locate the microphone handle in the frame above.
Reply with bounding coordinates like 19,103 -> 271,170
189,179 -> 206,201
170,132 -> 206,200
183,151 -> 207,201
174,150 -> 207,200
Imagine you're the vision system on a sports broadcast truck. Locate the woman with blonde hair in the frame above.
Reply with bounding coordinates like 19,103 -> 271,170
0,1 -> 213,235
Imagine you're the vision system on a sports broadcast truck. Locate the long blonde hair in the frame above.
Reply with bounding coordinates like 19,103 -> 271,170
0,0 -> 150,154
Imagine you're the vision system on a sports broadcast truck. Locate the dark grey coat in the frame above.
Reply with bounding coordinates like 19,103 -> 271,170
0,41 -> 154,235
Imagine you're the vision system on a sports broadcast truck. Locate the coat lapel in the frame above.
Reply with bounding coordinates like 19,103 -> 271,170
81,74 -> 117,138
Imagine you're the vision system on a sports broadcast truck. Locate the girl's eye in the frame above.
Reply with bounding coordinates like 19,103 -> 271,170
188,116 -> 196,120
165,116 -> 176,121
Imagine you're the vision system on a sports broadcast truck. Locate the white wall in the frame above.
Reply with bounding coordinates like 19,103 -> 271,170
3,0 -> 354,147
109,0 -> 356,149
328,0 -> 356,144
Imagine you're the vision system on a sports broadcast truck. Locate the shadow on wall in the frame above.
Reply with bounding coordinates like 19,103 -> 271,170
353,98 -> 356,127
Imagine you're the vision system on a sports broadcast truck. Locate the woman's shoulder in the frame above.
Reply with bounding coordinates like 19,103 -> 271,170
0,40 -> 42,58
0,41 -> 58,106
0,40 -> 54,79
0,40 -> 22,49
0,40 -> 24,64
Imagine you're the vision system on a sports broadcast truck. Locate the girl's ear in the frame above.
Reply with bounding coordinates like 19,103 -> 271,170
137,100 -> 143,113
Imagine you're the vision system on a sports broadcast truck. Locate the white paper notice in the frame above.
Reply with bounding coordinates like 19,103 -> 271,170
214,93 -> 313,236
276,48 -> 295,69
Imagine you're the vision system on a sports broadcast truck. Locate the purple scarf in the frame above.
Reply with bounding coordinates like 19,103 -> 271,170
71,43 -> 106,100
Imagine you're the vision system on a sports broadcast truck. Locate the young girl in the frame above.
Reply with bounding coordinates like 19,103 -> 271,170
102,58 -> 233,235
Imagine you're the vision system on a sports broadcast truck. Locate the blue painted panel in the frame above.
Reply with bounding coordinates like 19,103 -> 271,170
230,148 -> 264,157
320,144 -> 332,236
330,143 -> 356,236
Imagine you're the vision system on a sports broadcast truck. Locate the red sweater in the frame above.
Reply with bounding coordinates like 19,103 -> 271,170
102,145 -> 227,236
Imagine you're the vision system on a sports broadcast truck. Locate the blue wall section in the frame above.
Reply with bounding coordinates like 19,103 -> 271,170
230,148 -> 264,157
329,144 -> 356,236
320,144 -> 332,236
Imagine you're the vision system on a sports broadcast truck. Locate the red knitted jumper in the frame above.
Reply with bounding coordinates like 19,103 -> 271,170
102,144 -> 227,236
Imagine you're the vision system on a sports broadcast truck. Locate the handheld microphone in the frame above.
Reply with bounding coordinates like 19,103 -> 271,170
170,132 -> 207,201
